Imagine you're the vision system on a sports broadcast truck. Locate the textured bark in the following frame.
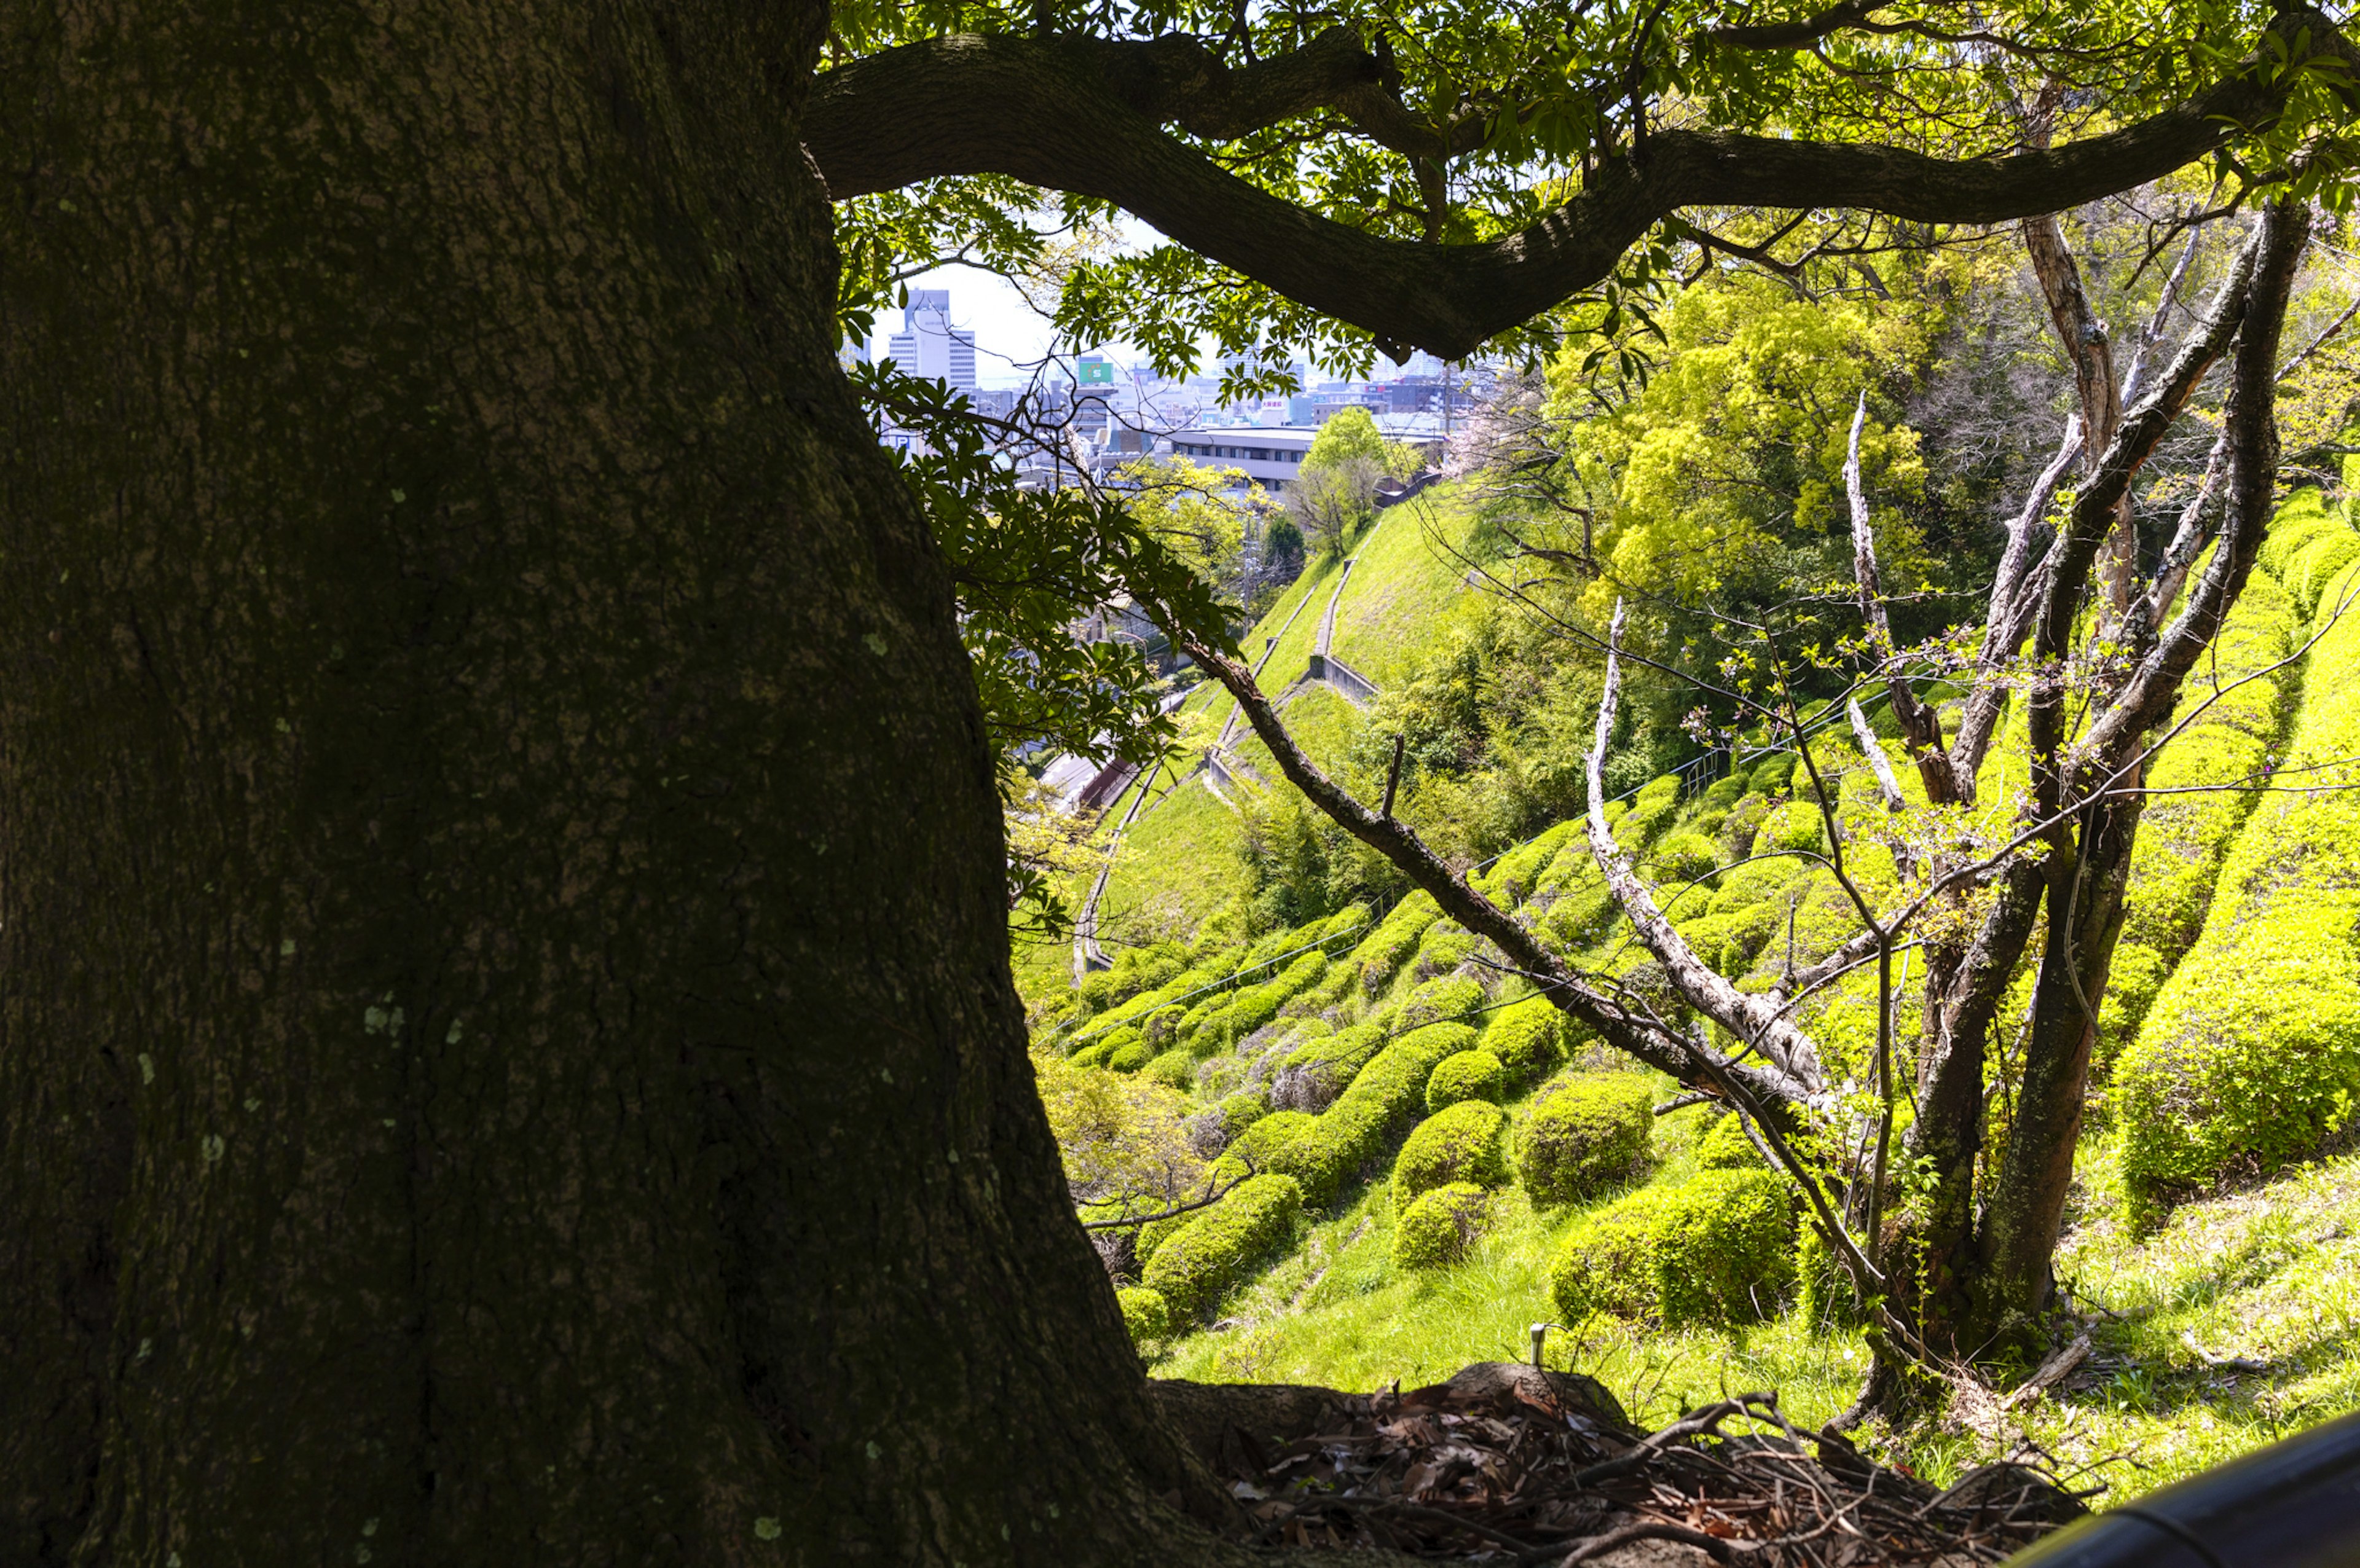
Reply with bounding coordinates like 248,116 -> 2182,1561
1965,198 -> 2311,1344
0,3 -> 1237,1562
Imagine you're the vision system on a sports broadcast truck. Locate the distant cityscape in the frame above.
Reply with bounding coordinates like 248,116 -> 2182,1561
850,288 -> 1483,493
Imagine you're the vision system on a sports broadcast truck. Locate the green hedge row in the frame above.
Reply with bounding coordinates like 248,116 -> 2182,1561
2115,537 -> 2360,1223
1260,1022 -> 1474,1204
1271,1021 -> 1387,1111
1143,1173 -> 1305,1320
1346,891 -> 1444,995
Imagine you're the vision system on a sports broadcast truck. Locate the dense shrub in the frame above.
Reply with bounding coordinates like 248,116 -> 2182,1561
1756,801 -> 1825,855
1116,1285 -> 1170,1344
1211,1109 -> 1316,1182
1748,753 -> 1796,794
1719,794 -> 1769,860
1517,1074 -> 1653,1204
1648,832 -> 1720,888
1271,1022 -> 1385,1111
1426,1049 -> 1505,1112
1651,1170 -> 1795,1325
1143,1173 -> 1305,1320
2254,485 -> 2335,579
1090,1024 -> 1143,1061
1396,975 -> 1484,1032
1392,1100 -> 1510,1204
2116,551 -> 2360,1221
1412,927 -> 1479,981
1267,1023 -> 1473,1204
1069,1040 -> 1114,1070
1479,996 -> 1565,1084
1144,1048 -> 1195,1089
1107,1035 -> 1157,1073
1613,785 -> 1681,857
1320,901 -> 1376,942
1350,892 -> 1444,994
1694,1113 -> 1766,1169
1548,1187 -> 1667,1320
1702,773 -> 1746,809
1793,1222 -> 1862,1328
1392,1183 -> 1492,1271
2291,528 -> 2360,619
1474,821 -> 1580,905
1548,1171 -> 1792,1325
1141,1003 -> 1189,1049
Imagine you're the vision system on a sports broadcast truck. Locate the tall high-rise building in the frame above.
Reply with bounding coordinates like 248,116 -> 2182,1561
884,288 -> 977,391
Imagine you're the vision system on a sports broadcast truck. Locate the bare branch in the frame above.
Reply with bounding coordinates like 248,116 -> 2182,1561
1848,697 -> 1907,812
1844,391 -> 1962,802
1948,413 -> 2081,782
1585,602 -> 1828,1084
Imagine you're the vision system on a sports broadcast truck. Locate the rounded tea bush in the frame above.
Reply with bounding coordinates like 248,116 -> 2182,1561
1217,1091 -> 1270,1140
1106,1035 -> 1157,1073
1517,1074 -> 1653,1204
1396,974 -> 1485,1032
1548,1186 -> 1668,1320
1651,1169 -> 1795,1327
1480,995 -> 1565,1085
1391,1100 -> 1510,1205
1392,1182 -> 1491,1271
1116,1285 -> 1170,1345
1425,1049 -> 1504,1113
1757,800 -> 1825,855
1648,832 -> 1720,888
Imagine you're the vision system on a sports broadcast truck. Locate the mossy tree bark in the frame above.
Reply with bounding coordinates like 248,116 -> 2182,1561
0,3 -> 1235,1562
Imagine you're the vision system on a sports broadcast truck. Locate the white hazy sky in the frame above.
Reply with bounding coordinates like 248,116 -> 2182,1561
876,261 -> 1102,385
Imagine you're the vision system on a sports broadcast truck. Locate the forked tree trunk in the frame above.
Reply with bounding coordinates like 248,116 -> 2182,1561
0,4 -> 1232,1562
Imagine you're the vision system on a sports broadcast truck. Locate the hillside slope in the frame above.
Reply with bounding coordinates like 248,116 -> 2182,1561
1025,484 -> 2360,1500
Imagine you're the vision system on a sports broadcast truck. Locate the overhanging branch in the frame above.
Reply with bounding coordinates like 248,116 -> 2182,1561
807,14 -> 2337,359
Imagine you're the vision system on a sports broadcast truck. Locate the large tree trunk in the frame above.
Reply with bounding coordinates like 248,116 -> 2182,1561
0,4 -> 1231,1562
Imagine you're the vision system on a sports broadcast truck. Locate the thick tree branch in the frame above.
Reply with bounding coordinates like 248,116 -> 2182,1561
806,16 -> 2332,359
1947,414 -> 2081,785
2081,200 -> 2311,769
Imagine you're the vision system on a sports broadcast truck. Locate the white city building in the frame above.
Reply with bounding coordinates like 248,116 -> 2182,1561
1166,426 -> 1320,493
883,288 -> 977,392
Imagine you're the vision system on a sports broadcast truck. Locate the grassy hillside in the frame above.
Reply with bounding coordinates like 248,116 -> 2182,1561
1023,486 -> 2360,1507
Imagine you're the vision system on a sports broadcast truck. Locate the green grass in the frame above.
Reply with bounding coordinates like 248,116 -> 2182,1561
1195,551 -> 1348,740
1148,1136 -> 2360,1504
1095,772 -> 1253,946
1331,484 -> 1487,687
1230,681 -> 1366,782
